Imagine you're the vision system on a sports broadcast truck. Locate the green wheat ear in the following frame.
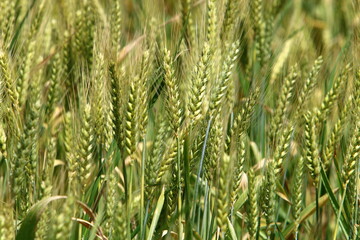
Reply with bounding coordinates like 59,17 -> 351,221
295,56 -> 323,119
234,87 -> 260,136
217,153 -> 230,238
53,196 -> 74,240
156,136 -> 178,184
0,0 -> 15,46
221,0 -> 238,42
164,48 -> 182,133
230,134 -> 246,206
292,156 -> 304,236
322,97 -> 351,171
315,64 -> 351,127
189,43 -> 210,124
78,104 -> 95,195
110,0 -> 122,54
262,160 -> 276,239
270,65 -> 297,143
109,63 -> 122,148
205,115 -> 224,182
124,76 -> 137,159
45,51 -> 61,118
17,5 -> 43,107
250,0 -> 266,65
209,40 -> 240,116
13,57 -> 43,214
146,118 -> 169,199
181,0 -> 194,48
0,124 -> 7,162
0,49 -> 19,111
138,50 -> 150,138
304,112 -> 321,187
0,202 -> 15,240
341,120 -> 360,187
273,126 -> 293,174
106,169 -> 127,239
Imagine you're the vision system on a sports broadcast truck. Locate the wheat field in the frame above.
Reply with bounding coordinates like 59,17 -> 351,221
0,0 -> 359,239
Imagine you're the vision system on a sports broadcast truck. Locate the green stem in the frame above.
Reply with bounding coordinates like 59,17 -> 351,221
140,137 -> 146,239
315,187 -> 319,222
184,132 -> 192,239
333,185 -> 347,240
127,163 -> 133,240
177,137 -> 183,240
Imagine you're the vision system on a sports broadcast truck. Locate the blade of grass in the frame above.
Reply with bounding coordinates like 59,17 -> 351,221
320,167 -> 350,238
146,187 -> 165,240
282,191 -> 334,238
227,218 -> 238,240
192,118 -> 212,221
16,196 -> 67,240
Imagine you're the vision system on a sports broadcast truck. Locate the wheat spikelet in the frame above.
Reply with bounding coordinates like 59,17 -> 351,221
35,208 -> 51,239
270,65 -> 297,142
13,58 -> 43,213
216,153 -> 230,237
54,196 -> 74,240
234,87 -> 259,135
270,39 -> 293,84
64,112 -> 77,190
124,76 -> 137,158
295,56 -> 323,118
73,9 -> 85,57
62,30 -> 73,95
111,0 -> 122,54
78,104 -> 95,194
0,0 -> 15,45
92,53 -> 107,148
209,40 -> 240,115
250,0 -> 265,64
181,0 -> 194,48
304,112 -> 321,186
322,97 -> 351,170
164,48 -> 182,133
262,160 -> 276,239
38,135 -> 56,199
45,51 -> 61,118
221,0 -> 238,42
109,63 -> 121,139
156,135 -> 178,184
273,126 -> 293,174
138,50 -> 150,137
0,49 -> 19,110
16,6 -> 44,107
207,0 -> 218,50
292,156 -> 304,235
113,195 -> 128,239
315,64 -> 351,126
189,43 -> 210,123
146,119 -> 169,199
106,169 -> 127,238
342,121 -> 360,186
0,202 -> 15,240
351,69 -> 360,118
83,0 -> 95,68
167,163 -> 178,221
205,115 -> 224,182
230,134 -> 245,206
0,125 -> 6,164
